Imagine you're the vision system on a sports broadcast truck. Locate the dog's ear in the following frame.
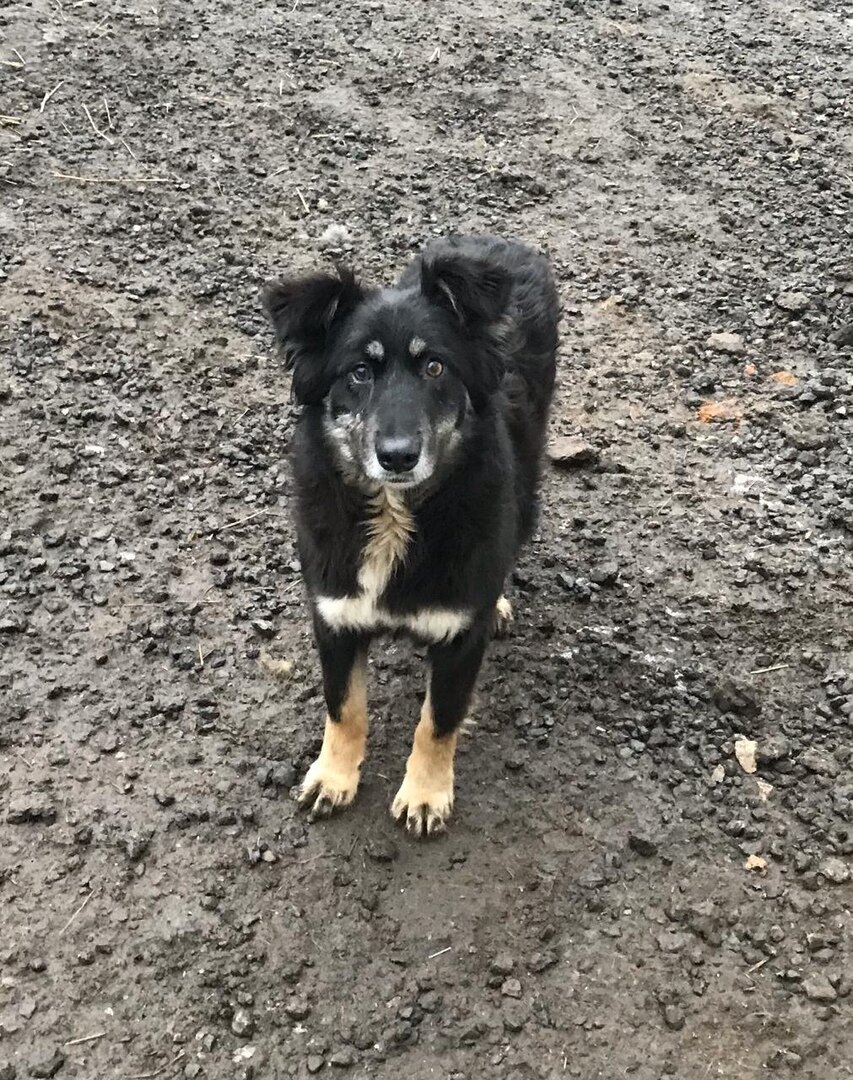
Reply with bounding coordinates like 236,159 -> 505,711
420,253 -> 511,327
421,254 -> 511,408
262,269 -> 365,404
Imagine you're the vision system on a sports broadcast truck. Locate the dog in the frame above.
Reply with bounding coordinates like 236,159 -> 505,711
262,235 -> 559,836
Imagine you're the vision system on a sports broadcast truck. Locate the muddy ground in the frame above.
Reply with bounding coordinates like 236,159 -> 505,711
2,0 -> 853,1077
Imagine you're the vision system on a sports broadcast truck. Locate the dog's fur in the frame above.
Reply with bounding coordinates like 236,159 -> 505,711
263,235 -> 559,835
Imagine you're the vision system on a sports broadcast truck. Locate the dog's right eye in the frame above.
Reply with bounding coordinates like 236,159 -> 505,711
350,363 -> 371,383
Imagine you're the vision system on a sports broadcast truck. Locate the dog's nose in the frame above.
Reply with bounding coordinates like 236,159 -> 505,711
375,434 -> 421,474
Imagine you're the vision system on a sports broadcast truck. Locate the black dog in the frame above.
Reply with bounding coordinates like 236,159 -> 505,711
263,235 -> 559,836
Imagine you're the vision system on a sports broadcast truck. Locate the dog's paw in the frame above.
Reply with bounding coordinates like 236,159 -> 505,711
298,756 -> 360,819
493,595 -> 513,637
391,772 -> 454,838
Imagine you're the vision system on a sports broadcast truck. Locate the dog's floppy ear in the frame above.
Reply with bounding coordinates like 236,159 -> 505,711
262,269 -> 365,404
421,253 -> 511,407
420,253 -> 511,327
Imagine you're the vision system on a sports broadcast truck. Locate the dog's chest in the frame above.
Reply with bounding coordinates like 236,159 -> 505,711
315,489 -> 471,642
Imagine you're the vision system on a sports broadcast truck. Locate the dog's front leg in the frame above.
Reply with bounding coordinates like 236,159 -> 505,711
392,623 -> 489,837
299,617 -> 370,818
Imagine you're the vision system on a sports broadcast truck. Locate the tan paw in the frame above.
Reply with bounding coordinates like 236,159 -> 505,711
391,772 -> 454,838
298,756 -> 360,818
493,595 -> 513,637
297,711 -> 366,819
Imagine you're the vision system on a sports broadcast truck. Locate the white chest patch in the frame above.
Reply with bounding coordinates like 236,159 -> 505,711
316,488 -> 471,643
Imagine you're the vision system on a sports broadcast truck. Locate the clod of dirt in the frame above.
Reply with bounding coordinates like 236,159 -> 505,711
714,678 -> 760,717
366,838 -> 398,863
7,795 -> 57,825
590,561 -> 620,587
329,1048 -> 358,1067
628,832 -> 658,857
27,1044 -> 65,1078
231,1009 -> 254,1037
818,857 -> 850,885
663,1004 -> 685,1030
705,332 -> 745,355
501,978 -> 522,999
755,735 -> 791,765
800,748 -> 840,777
284,997 -> 311,1020
775,292 -> 810,313
734,737 -> 758,775
548,436 -> 599,469
802,973 -> 837,1003
831,323 -> 853,347
527,950 -> 558,973
490,953 -> 515,976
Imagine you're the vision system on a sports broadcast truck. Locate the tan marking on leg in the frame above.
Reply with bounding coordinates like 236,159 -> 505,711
299,661 -> 368,818
391,695 -> 456,838
494,594 -> 513,636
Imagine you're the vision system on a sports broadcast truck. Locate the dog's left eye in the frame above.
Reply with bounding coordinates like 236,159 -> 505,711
424,359 -> 444,379
350,363 -> 371,383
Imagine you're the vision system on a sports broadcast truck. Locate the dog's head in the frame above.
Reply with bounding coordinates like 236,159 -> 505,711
262,252 -> 512,490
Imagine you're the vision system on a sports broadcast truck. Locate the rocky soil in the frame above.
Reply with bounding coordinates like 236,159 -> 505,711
1,0 -> 852,1077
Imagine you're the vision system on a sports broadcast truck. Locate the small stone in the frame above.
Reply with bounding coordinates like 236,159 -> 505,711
628,832 -> 658,857
490,952 -> 515,975
663,1005 -> 685,1031
803,973 -> 837,1003
548,436 -> 599,469
329,1048 -> 358,1068
818,857 -> 850,885
28,1044 -> 65,1078
776,291 -> 809,313
230,1009 -> 254,1037
501,978 -> 522,999
306,1057 -> 324,1075
251,619 -> 276,639
734,737 -> 758,775
705,332 -> 744,355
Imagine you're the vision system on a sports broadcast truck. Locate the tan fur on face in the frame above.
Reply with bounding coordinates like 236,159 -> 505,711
391,694 -> 457,837
299,661 -> 368,816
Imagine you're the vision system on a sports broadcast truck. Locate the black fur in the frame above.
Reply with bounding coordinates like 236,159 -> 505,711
263,234 -> 559,754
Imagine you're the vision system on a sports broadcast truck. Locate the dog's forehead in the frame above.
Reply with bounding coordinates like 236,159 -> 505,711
354,291 -> 441,358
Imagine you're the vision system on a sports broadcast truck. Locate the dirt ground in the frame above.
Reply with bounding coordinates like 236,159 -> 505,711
2,0 -> 853,1077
